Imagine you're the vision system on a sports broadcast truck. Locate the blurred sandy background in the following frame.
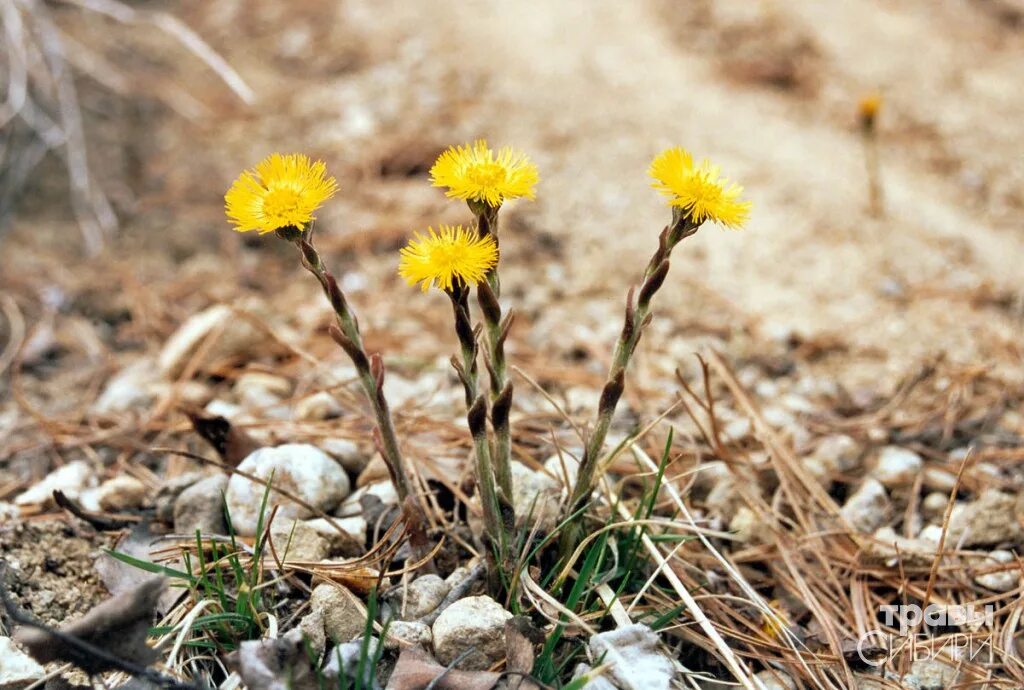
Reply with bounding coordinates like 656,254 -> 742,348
3,0 -> 1023,406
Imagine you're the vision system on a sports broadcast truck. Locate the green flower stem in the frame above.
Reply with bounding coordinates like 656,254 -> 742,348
470,200 -> 515,508
292,234 -> 413,505
559,213 -> 700,558
446,287 -> 507,570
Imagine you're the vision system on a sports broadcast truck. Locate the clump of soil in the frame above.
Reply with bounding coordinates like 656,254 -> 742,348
1,520 -> 114,625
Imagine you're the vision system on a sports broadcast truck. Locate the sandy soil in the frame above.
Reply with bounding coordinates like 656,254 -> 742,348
7,0 -> 1022,382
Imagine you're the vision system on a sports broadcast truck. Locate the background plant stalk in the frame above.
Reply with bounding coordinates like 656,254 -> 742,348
560,212 -> 700,557
287,228 -> 413,505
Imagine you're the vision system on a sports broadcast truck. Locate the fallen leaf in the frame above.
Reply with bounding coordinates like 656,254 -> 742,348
385,645 -> 499,690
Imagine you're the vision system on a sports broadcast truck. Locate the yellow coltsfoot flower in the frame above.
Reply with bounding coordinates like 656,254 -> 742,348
399,225 -> 499,293
225,153 -> 338,234
649,147 -> 751,229
430,139 -> 539,207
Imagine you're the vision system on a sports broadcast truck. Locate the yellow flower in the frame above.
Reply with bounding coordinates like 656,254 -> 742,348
649,147 -> 751,229
225,153 -> 338,234
430,139 -> 539,207
399,225 -> 499,293
858,93 -> 882,130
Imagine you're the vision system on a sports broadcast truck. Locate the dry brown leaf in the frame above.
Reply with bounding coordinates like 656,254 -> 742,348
385,645 -> 499,690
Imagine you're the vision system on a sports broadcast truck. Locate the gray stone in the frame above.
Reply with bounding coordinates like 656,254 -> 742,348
226,444 -> 350,536
320,438 -> 370,473
322,637 -> 379,688
921,492 -> 949,522
871,446 -> 923,488
93,358 -> 158,413
973,550 -> 1018,592
588,624 -> 676,690
294,392 -> 344,421
432,595 -> 513,670
813,434 -> 861,473
389,574 -> 450,621
235,372 -> 291,409
907,658 -> 959,690
311,583 -> 367,644
15,461 -> 95,507
174,474 -> 228,535
96,476 -> 148,512
511,462 -> 562,531
298,609 -> 327,660
382,620 -> 432,650
155,472 -> 205,524
269,519 -> 330,561
841,478 -> 890,533
0,636 -> 45,690
947,490 -> 1020,547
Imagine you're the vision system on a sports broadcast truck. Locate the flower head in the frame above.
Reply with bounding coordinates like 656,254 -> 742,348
649,147 -> 751,229
858,93 -> 882,131
430,139 -> 538,207
225,153 -> 338,234
399,225 -> 499,293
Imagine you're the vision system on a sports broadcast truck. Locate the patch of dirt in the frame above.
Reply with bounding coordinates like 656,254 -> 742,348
1,520 -> 113,626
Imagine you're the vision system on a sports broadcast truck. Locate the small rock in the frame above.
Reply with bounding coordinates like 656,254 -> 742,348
729,507 -> 768,543
154,472 -> 205,524
543,453 -> 581,488
338,481 -> 398,517
270,519 -> 330,561
922,467 -> 957,493
204,399 -> 245,421
921,492 -> 949,522
389,574 -> 450,620
973,550 -> 1018,592
303,517 -> 367,557
511,462 -> 562,531
841,479 -> 890,533
907,658 -> 959,690
96,476 -> 148,512
310,583 -> 368,644
322,637 -> 379,688
226,444 -> 350,536
15,461 -> 95,507
294,391 -> 344,421
382,620 -> 432,649
174,474 -> 228,535
705,478 -> 741,518
432,595 -> 513,670
721,417 -> 752,443
235,372 -> 291,409
868,527 -> 938,567
588,624 -> 676,690
0,636 -> 45,689
947,490 -> 1021,547
754,669 -> 797,690
158,303 -> 268,379
813,434 -> 861,473
918,524 -> 946,544
320,438 -> 370,473
298,609 -> 327,659
92,359 -> 158,414
870,446 -> 923,488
